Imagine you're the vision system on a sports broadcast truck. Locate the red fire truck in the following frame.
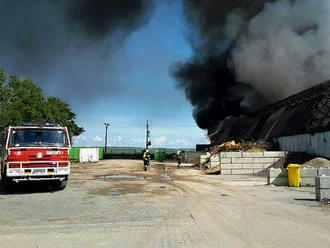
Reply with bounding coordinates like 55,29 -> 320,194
0,123 -> 71,190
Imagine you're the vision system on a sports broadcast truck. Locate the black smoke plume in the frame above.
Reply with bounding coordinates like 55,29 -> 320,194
173,0 -> 272,130
173,49 -> 265,130
175,0 -> 330,131
0,0 -> 153,101
66,0 -> 152,38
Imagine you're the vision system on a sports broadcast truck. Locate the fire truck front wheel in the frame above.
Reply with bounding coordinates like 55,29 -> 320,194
1,176 -> 13,191
53,177 -> 68,190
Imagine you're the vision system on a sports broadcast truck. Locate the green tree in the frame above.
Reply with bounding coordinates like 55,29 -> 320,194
0,69 -> 84,135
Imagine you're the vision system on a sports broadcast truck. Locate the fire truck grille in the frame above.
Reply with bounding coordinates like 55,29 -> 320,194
22,163 -> 56,168
28,155 -> 51,161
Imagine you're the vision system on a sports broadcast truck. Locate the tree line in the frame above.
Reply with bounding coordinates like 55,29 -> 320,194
0,68 -> 84,135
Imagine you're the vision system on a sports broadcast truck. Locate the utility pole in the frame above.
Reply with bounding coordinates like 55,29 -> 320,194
104,123 -> 110,157
146,120 -> 151,150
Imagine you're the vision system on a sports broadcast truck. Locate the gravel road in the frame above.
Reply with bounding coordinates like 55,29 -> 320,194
0,160 -> 329,248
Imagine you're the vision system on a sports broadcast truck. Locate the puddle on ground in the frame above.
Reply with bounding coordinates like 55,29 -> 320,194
109,187 -> 125,196
99,174 -> 153,181
91,184 -> 144,196
160,174 -> 172,180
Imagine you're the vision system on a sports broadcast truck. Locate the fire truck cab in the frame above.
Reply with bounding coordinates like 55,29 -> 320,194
0,123 -> 71,190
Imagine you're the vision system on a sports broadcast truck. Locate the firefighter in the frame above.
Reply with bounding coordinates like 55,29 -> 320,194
142,149 -> 150,171
176,150 -> 184,168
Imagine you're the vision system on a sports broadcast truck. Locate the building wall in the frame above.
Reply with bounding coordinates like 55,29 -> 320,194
277,131 -> 330,159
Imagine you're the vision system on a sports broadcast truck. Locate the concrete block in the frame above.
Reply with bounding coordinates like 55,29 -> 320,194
210,156 -> 220,162
300,168 -> 318,178
220,152 -> 242,158
269,168 -> 287,178
316,189 -> 330,201
200,155 -> 208,163
318,168 -> 330,176
221,169 -> 232,175
231,169 -> 254,175
232,158 -> 253,164
253,169 -> 264,174
315,176 -> 330,189
242,152 -> 264,158
268,177 -> 289,186
210,161 -> 220,167
263,151 -> 286,157
254,158 -> 275,163
221,164 -> 242,169
242,164 -> 264,169
220,158 -> 232,164
300,178 -> 315,187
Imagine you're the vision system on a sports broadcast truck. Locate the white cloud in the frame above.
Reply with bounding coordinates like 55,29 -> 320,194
131,138 -> 145,146
175,139 -> 193,146
93,136 -> 103,142
153,136 -> 168,145
74,135 -> 87,141
110,136 -> 123,144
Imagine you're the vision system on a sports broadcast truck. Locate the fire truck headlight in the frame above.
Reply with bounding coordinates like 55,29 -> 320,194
58,167 -> 70,173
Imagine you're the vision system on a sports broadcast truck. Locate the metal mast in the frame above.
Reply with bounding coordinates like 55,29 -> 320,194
104,123 -> 110,156
146,120 -> 151,150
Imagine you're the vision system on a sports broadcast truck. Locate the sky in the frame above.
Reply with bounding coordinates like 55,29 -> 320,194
0,1 -> 207,148
72,1 -> 208,148
1,0 -> 328,148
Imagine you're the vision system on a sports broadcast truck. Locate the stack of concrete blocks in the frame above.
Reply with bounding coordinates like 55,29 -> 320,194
269,168 -> 330,187
316,169 -> 330,201
200,153 -> 210,167
300,168 -> 318,186
269,168 -> 320,187
268,168 -> 288,186
220,151 -> 286,175
210,153 -> 220,168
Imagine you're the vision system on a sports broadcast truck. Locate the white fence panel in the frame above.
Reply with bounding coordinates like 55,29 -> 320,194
79,148 -> 99,163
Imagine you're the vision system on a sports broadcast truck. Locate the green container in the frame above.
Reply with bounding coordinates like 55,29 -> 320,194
69,147 -> 80,161
154,149 -> 166,162
99,147 -> 104,160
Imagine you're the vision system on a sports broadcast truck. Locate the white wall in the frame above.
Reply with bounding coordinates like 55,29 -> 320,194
277,131 -> 330,158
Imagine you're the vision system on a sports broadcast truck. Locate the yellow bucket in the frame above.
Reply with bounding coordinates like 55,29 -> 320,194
288,164 -> 300,187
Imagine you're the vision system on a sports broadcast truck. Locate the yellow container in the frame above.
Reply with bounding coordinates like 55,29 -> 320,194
288,164 -> 301,187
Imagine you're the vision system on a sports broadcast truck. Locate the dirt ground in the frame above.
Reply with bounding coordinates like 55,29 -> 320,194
0,159 -> 330,248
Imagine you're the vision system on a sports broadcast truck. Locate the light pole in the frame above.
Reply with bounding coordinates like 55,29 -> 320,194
146,120 -> 151,150
104,123 -> 110,157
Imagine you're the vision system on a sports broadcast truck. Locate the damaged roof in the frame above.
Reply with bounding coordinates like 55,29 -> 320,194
210,81 -> 330,144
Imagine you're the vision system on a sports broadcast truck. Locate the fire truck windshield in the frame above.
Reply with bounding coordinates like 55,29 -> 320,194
9,129 -> 68,147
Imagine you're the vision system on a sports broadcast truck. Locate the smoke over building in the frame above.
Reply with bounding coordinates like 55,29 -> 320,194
173,0 -> 330,132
